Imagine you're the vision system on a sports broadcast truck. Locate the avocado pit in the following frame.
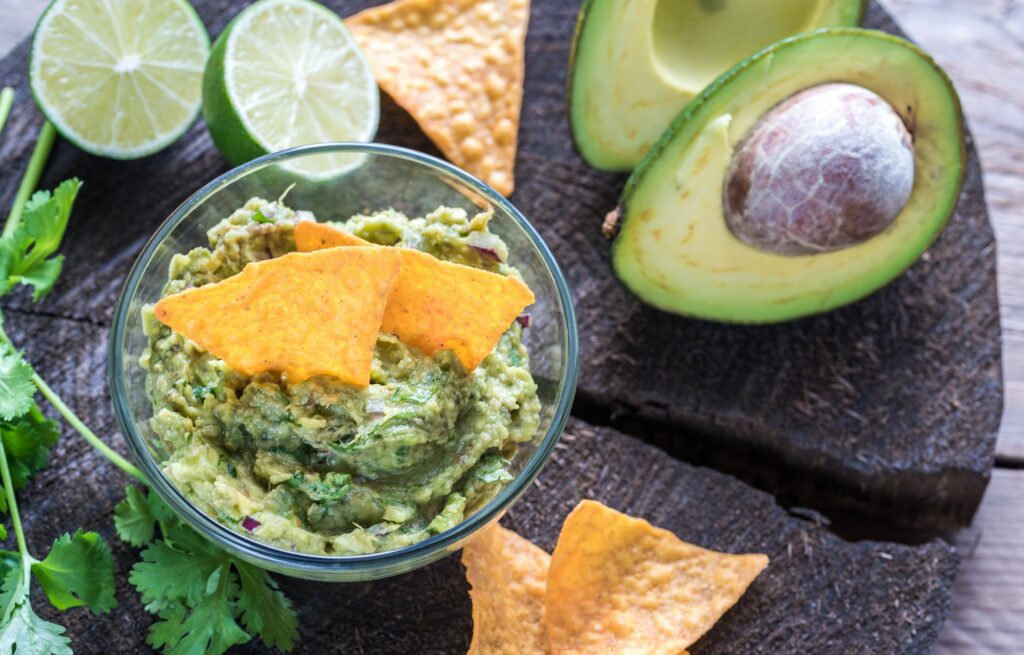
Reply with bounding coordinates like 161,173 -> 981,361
724,83 -> 915,255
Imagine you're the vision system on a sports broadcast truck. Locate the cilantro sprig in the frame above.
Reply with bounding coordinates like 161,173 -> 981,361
0,405 -> 117,655
0,344 -> 34,422
0,101 -> 118,654
0,89 -> 297,653
117,486 -> 298,653
0,179 -> 80,300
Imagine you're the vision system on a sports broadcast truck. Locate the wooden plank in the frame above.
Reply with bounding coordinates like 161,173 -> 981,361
0,1 -> 1006,653
935,468 -> 1024,654
535,0 -> 1002,530
0,307 -> 959,654
881,0 -> 1024,462
0,0 -> 1003,531
0,0 -> 44,60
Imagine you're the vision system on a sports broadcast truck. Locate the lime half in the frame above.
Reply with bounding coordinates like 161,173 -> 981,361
203,0 -> 379,179
30,0 -> 210,159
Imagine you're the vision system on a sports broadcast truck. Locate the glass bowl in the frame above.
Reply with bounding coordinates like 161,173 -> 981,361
109,143 -> 579,581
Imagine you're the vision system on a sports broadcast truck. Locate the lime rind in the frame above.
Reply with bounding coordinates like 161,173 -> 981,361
29,0 -> 210,159
205,0 -> 379,181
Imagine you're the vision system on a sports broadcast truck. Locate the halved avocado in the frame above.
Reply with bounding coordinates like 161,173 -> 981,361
609,28 -> 966,323
569,0 -> 864,171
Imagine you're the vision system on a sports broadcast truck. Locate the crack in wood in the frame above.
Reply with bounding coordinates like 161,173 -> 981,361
0,302 -> 109,328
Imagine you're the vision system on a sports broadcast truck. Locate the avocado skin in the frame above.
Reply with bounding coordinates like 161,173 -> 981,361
611,28 -> 966,324
567,0 -> 867,171
564,0 -> 599,166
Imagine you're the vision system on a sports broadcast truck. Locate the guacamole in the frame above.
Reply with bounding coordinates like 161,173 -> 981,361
141,198 -> 541,555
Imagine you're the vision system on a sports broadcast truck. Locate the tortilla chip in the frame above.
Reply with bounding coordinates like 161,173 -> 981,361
546,500 -> 768,655
296,222 -> 534,371
154,247 -> 400,386
462,524 -> 549,655
385,248 -> 533,369
294,221 -> 371,250
346,0 -> 530,196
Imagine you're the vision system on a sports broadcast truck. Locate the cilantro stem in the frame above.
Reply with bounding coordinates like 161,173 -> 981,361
0,87 -> 14,135
0,435 -> 37,585
3,121 -> 57,239
31,374 -> 147,483
0,318 -> 145,482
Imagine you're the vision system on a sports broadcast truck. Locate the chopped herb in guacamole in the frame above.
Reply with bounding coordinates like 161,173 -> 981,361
140,198 -> 541,555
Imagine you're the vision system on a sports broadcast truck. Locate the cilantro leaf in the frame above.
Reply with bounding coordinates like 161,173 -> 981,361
0,405 -> 60,506
191,383 -> 220,401
160,516 -> 223,555
115,484 -> 183,551
23,180 -> 79,258
147,565 -> 251,655
130,539 -> 228,608
0,564 -> 71,655
31,529 -> 117,614
0,598 -> 72,655
15,256 -> 63,301
115,484 -> 158,547
235,560 -> 299,650
117,485 -> 297,653
250,207 -> 272,224
0,552 -> 17,586
0,566 -> 20,621
147,602 -> 188,650
0,179 -> 81,301
0,241 -> 17,296
133,484 -> 177,527
0,345 -> 34,421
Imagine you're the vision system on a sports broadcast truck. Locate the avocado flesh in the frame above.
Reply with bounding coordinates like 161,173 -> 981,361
569,0 -> 863,171
611,29 -> 965,323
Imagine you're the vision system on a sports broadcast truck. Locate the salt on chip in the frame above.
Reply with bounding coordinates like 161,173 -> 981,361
295,222 -> 535,371
546,500 -> 768,655
345,0 -> 530,196
154,247 -> 400,386
462,524 -> 549,655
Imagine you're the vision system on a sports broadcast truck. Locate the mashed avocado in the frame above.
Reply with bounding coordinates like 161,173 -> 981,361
141,198 -> 540,555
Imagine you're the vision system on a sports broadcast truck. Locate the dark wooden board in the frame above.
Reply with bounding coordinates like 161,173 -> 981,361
516,0 -> 1003,531
0,308 -> 956,655
0,0 -> 1003,533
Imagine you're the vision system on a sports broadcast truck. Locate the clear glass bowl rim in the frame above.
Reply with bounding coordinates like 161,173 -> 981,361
108,142 -> 580,576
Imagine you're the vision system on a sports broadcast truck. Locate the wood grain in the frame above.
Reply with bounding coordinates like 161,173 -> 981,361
0,1 -> 45,57
0,0 -> 1016,653
882,0 -> 1024,463
864,6 -> 1024,646
937,468 -> 1024,654
0,313 -> 961,655
0,0 -> 1003,531
534,0 -> 1002,531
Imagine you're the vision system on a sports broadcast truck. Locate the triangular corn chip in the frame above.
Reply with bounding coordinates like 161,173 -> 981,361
546,500 -> 768,655
295,222 -> 534,371
154,247 -> 401,386
295,220 -> 371,249
384,248 -> 534,369
463,525 -> 549,655
346,0 -> 530,195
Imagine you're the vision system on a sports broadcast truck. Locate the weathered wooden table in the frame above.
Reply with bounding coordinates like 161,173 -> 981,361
0,0 -> 1021,652
882,2 -> 1024,652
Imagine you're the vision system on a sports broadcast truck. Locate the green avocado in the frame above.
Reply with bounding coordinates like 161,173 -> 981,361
608,28 -> 966,323
568,0 -> 864,171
